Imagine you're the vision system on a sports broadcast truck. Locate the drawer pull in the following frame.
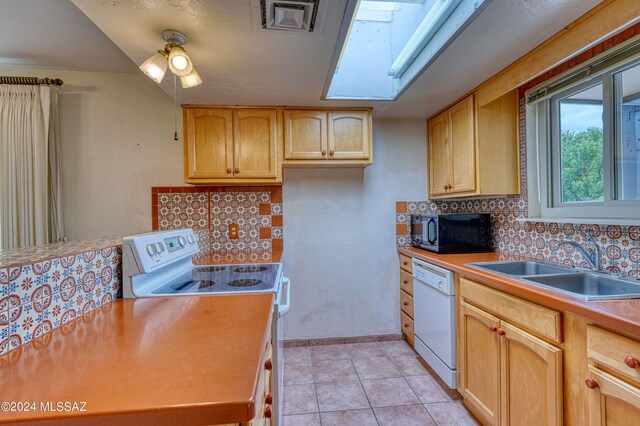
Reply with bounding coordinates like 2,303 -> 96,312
497,328 -> 506,336
402,261 -> 408,266
265,393 -> 273,405
585,378 -> 599,389
625,356 -> 640,369
403,280 -> 409,284
265,406 -> 272,418
264,359 -> 272,371
403,323 -> 410,328
489,325 -> 498,333
403,301 -> 409,306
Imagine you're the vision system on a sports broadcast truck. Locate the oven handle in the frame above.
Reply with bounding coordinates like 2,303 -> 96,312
278,277 -> 291,318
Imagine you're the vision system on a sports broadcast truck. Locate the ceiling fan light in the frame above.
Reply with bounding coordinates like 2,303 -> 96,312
168,45 -> 193,76
139,52 -> 168,83
180,69 -> 203,88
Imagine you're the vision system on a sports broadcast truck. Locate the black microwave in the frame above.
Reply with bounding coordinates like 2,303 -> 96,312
410,213 -> 492,253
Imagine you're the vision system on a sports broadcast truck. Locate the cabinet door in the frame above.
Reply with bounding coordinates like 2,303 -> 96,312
459,301 -> 501,426
233,109 -> 278,179
185,109 -> 234,179
327,111 -> 371,160
284,110 -> 327,160
500,321 -> 563,426
587,366 -> 640,426
428,110 -> 451,196
448,95 -> 476,194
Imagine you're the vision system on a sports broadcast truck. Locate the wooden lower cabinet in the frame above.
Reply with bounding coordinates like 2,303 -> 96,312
587,366 -> 640,426
500,321 -> 563,426
459,301 -> 501,426
399,255 -> 415,347
459,284 -> 563,426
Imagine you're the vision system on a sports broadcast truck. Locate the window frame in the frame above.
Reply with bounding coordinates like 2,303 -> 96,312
531,50 -> 640,220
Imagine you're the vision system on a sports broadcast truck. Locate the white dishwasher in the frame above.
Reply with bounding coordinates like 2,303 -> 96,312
412,258 -> 457,389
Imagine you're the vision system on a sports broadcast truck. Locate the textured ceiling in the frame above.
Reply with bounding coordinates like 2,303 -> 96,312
7,0 -> 605,118
0,0 -> 136,72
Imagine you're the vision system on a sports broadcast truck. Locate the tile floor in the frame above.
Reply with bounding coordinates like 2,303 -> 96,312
282,340 -> 479,426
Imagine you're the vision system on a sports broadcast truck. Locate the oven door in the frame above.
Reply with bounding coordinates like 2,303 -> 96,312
272,276 -> 290,426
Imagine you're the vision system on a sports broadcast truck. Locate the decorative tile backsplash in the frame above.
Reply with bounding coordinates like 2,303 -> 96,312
0,243 -> 122,356
152,186 -> 284,260
396,97 -> 640,277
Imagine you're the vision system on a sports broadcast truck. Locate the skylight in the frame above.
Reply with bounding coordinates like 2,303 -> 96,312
325,0 -> 486,100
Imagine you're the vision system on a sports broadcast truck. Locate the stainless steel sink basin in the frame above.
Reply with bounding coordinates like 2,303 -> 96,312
467,260 -> 640,301
525,273 -> 640,301
469,261 -> 577,276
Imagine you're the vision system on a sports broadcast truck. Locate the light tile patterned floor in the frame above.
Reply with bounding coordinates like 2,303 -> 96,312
282,340 -> 479,426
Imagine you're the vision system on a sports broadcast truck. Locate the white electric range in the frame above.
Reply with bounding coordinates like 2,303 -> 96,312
122,228 -> 290,426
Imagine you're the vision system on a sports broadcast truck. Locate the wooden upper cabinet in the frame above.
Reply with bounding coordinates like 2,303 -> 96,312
459,301 -> 501,426
500,321 -> 563,426
284,110 -> 327,160
183,107 -> 281,185
428,110 -> 451,197
233,109 -> 278,179
328,111 -> 371,160
283,109 -> 372,167
427,90 -> 520,199
185,109 -> 233,179
448,95 -> 476,193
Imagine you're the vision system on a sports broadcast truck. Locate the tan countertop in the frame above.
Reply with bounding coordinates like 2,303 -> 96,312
0,293 -> 274,425
399,247 -> 640,338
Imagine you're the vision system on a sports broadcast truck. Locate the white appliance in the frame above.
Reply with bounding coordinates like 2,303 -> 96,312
412,258 -> 457,389
122,228 -> 290,425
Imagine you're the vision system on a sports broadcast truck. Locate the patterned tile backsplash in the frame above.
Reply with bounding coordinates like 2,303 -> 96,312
396,97 -> 640,277
152,186 -> 284,261
0,242 -> 122,356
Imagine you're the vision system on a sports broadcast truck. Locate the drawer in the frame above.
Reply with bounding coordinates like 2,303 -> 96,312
460,277 -> 562,344
400,289 -> 414,319
399,253 -> 412,273
401,311 -> 414,340
400,269 -> 413,296
588,325 -> 640,385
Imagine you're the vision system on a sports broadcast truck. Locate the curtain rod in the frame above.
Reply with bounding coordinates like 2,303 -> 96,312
0,76 -> 63,86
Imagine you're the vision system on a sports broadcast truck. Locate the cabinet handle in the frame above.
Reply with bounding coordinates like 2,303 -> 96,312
322,150 -> 327,156
403,323 -> 410,328
264,359 -> 273,371
265,393 -> 273,405
497,328 -> 506,336
265,406 -> 272,418
402,280 -> 409,284
329,150 -> 334,156
226,168 -> 232,174
403,301 -> 409,306
443,185 -> 448,190
234,168 -> 239,174
489,325 -> 498,332
625,356 -> 640,369
402,261 -> 408,266
585,378 -> 599,389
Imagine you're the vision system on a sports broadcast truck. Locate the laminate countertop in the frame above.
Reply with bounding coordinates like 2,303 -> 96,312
0,293 -> 274,425
399,247 -> 640,338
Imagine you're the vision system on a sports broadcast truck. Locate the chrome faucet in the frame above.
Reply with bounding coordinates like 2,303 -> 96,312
557,233 -> 603,271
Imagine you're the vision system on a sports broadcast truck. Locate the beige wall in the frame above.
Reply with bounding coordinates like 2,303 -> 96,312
0,68 -> 184,241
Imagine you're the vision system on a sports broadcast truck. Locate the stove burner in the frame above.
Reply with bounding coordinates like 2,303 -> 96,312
227,279 -> 263,287
234,266 -> 268,273
196,266 -> 227,273
198,280 -> 216,289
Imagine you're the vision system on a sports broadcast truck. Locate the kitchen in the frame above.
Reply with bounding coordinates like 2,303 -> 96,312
1,0 -> 640,425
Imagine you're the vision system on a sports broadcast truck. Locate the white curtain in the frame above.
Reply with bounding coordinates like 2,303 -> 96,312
0,84 -> 65,249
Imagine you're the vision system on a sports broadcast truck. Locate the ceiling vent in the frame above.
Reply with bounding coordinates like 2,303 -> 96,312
261,0 -> 319,32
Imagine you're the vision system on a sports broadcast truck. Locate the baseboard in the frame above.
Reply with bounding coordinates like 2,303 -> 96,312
284,333 -> 404,347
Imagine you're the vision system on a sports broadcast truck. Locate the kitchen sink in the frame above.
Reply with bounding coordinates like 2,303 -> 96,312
467,260 -> 640,301
525,273 -> 640,301
469,261 -> 577,276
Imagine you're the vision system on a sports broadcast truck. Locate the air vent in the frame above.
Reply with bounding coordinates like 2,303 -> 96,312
261,0 -> 319,32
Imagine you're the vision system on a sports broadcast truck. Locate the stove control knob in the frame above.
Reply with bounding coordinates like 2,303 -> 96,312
187,235 -> 195,244
178,236 -> 187,247
146,244 -> 157,257
155,242 -> 165,253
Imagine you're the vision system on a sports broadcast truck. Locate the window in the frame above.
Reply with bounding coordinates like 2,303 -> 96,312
530,42 -> 640,220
